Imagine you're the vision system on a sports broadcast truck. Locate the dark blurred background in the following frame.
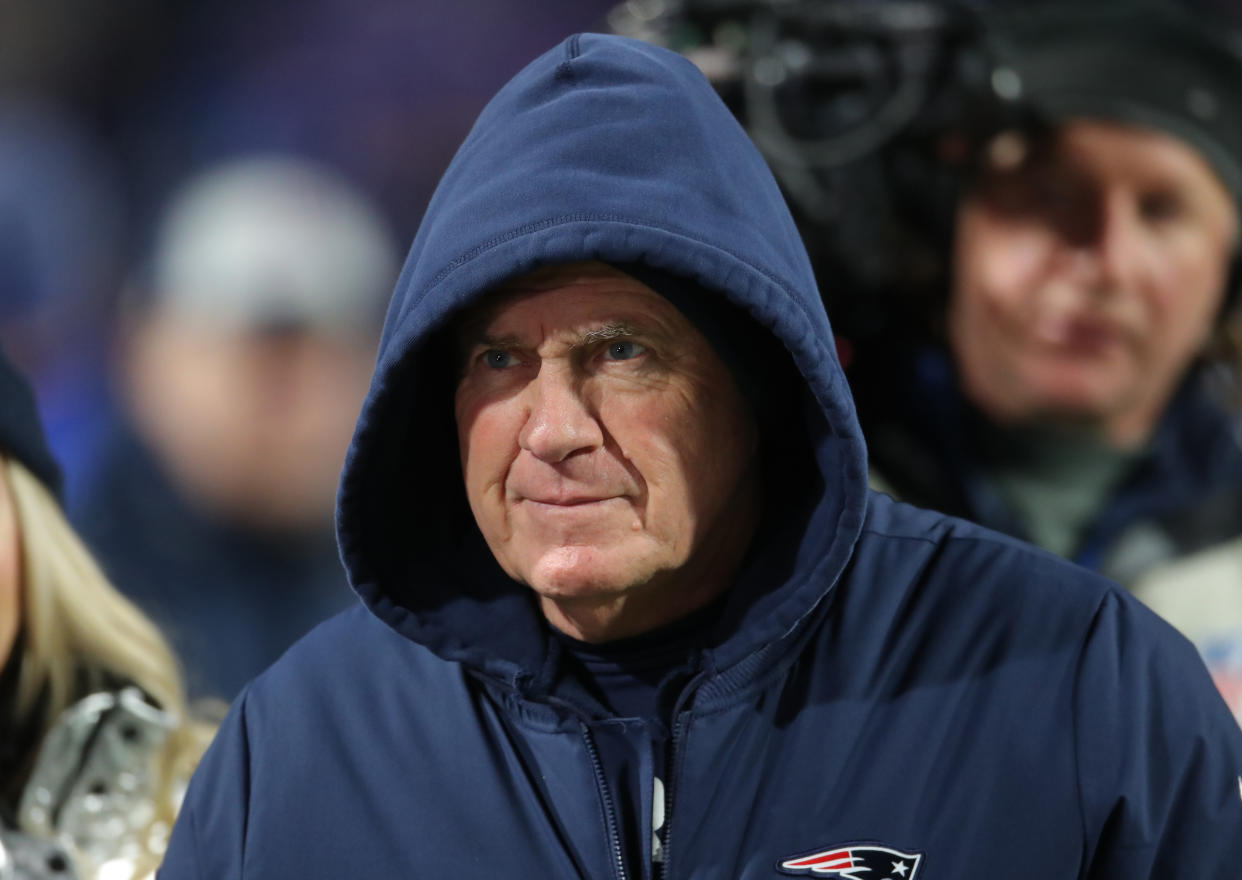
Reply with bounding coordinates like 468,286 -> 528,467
2,0 -> 1238,700
0,0 -> 620,502
0,0 -> 620,698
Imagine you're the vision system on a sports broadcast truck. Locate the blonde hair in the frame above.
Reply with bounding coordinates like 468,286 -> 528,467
3,455 -> 216,869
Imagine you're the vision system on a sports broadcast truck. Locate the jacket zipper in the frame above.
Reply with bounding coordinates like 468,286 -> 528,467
582,724 -> 628,880
657,712 -> 687,880
661,663 -> 711,880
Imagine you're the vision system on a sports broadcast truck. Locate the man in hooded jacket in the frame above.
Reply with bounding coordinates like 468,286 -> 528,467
158,34 -> 1242,880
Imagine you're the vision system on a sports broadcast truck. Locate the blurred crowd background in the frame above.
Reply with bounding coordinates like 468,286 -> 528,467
4,0 -> 1242,704
0,0 -> 619,699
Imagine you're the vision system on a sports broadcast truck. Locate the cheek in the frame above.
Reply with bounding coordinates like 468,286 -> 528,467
616,384 -> 752,517
954,206 -> 1058,323
455,395 -> 517,506
1147,242 -> 1229,329
1134,242 -> 1231,379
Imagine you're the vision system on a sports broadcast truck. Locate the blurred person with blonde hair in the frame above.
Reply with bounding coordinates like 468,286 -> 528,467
74,154 -> 400,699
0,344 -> 214,879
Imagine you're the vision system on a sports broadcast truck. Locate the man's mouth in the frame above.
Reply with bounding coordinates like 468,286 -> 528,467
1034,313 -> 1126,352
522,495 -> 619,507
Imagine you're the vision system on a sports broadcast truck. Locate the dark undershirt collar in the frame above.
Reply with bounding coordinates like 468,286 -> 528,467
550,593 -> 727,721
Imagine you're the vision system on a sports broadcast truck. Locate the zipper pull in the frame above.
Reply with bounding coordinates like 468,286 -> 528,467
652,775 -> 666,870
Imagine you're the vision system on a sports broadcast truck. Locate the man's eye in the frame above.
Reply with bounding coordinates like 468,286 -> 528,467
604,340 -> 646,361
483,349 -> 516,369
1140,192 -> 1183,223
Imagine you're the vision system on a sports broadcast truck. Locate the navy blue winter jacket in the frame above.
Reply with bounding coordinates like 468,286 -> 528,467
159,34 -> 1242,879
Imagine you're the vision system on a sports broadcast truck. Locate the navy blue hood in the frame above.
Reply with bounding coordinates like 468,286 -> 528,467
335,34 -> 868,686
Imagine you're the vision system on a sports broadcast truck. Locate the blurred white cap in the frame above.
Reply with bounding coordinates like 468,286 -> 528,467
149,155 -> 400,334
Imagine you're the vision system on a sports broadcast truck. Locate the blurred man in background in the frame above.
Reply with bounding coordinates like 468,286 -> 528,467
0,0 -> 640,703
74,156 -> 400,698
854,0 -> 1242,722
628,0 -> 1242,723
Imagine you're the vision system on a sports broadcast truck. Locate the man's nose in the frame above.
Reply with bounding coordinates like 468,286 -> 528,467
517,365 -> 603,463
1065,190 -> 1149,291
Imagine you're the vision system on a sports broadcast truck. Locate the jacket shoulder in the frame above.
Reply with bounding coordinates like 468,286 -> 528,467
857,489 -> 1116,602
160,605 -> 482,879
247,604 -> 458,706
847,492 -> 1242,874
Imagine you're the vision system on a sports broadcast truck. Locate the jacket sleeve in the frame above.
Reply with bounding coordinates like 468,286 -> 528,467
1075,589 -> 1242,877
158,688 -> 255,880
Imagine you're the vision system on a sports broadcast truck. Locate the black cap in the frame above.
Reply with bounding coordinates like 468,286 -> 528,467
0,345 -> 63,499
982,0 -> 1242,204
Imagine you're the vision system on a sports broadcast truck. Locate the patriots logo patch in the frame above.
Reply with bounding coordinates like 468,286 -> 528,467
779,844 -> 923,878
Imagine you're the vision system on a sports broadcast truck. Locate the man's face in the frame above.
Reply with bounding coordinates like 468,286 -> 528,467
454,262 -> 759,641
126,320 -> 375,532
948,119 -> 1239,444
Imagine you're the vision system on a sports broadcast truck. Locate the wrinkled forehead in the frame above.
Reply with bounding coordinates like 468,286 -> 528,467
451,261 -> 673,348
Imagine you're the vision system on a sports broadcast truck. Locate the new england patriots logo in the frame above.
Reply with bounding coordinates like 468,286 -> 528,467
779,844 -> 923,879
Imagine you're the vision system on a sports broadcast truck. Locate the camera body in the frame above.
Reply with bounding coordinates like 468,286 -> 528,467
612,1 -> 1019,338
612,0 -> 1242,344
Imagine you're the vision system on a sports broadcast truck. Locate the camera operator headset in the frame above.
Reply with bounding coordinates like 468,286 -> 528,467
614,0 -> 1242,722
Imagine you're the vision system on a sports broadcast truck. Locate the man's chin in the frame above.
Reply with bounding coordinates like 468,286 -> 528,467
528,568 -> 641,602
1034,387 -> 1127,425
1003,366 -> 1131,426
521,544 -> 659,600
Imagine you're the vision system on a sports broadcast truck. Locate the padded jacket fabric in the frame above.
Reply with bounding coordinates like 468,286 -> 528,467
854,346 -> 1242,724
158,34 -> 1242,880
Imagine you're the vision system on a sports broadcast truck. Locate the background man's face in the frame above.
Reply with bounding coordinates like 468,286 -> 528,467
125,319 -> 375,532
948,119 -> 1239,444
454,262 -> 758,640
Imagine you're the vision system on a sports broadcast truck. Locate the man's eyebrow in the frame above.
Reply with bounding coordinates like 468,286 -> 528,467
464,323 -> 645,349
578,322 -> 640,346
457,321 -> 656,363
